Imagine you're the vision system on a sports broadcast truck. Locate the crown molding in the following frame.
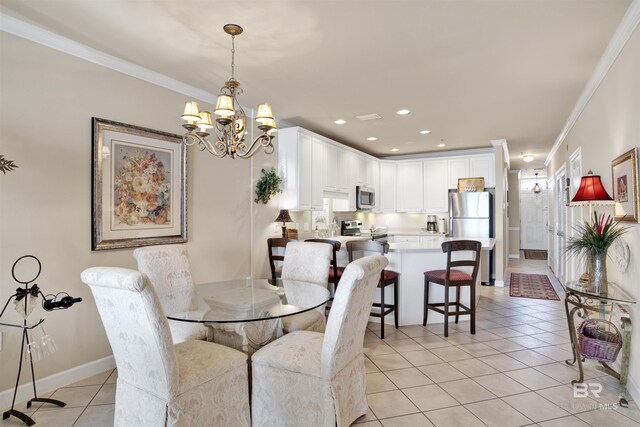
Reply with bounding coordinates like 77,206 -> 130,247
544,0 -> 640,167
0,13 -> 215,102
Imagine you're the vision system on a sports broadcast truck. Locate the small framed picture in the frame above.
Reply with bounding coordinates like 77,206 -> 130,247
611,148 -> 638,222
92,118 -> 187,250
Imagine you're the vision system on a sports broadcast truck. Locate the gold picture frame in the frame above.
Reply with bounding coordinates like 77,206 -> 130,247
457,177 -> 485,193
611,148 -> 638,222
92,118 -> 188,250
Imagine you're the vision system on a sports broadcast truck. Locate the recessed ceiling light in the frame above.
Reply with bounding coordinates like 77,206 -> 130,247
367,137 -> 378,141
396,109 -> 411,115
334,119 -> 346,125
419,130 -> 431,134
390,148 -> 400,152
437,143 -> 446,148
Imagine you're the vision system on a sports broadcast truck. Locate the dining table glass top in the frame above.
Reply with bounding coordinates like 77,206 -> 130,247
166,278 -> 330,323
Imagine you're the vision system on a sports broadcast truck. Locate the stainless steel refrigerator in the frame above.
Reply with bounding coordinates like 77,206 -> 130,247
449,191 -> 493,284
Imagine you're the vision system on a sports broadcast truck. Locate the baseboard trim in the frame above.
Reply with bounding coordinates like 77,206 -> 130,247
509,254 -> 521,259
0,355 -> 115,410
494,280 -> 505,288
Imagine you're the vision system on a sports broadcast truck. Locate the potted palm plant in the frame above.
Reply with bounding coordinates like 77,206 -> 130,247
566,211 -> 628,293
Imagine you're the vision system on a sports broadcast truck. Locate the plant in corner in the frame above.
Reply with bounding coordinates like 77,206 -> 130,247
565,211 -> 628,292
0,155 -> 18,174
254,167 -> 282,204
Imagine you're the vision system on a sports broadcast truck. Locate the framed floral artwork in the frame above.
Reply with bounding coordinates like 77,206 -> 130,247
611,147 -> 638,222
92,118 -> 187,250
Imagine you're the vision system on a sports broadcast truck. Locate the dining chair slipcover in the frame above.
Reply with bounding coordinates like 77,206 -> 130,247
280,241 -> 332,334
81,267 -> 250,427
251,254 -> 388,427
133,244 -> 208,343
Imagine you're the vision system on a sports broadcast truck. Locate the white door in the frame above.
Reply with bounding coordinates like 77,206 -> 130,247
567,148 -> 583,283
554,166 -> 567,285
520,178 -> 548,250
547,177 -> 555,270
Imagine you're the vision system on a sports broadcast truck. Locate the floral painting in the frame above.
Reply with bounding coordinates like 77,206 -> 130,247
92,118 -> 187,250
112,145 -> 172,227
611,148 -> 638,223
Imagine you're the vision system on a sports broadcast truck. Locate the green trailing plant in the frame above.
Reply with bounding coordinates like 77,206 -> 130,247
254,167 -> 282,204
565,211 -> 628,258
0,155 -> 18,174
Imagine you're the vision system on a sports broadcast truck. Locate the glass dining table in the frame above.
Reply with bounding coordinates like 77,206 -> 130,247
167,278 -> 330,354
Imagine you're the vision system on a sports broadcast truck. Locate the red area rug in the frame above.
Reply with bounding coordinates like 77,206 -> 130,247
509,273 -> 560,301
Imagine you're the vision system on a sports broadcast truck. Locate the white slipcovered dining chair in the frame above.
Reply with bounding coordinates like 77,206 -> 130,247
81,267 -> 250,427
251,254 -> 389,427
133,244 -> 208,343
280,241 -> 332,334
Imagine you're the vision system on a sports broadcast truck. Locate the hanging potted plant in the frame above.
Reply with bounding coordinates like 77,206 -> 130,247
254,167 -> 282,204
565,211 -> 628,293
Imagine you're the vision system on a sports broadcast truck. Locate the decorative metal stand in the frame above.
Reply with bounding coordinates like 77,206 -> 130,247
0,255 -> 82,426
563,280 -> 635,408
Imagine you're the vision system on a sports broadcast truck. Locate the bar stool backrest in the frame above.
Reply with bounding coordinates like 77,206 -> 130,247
267,238 -> 294,281
441,240 -> 482,284
346,240 -> 389,281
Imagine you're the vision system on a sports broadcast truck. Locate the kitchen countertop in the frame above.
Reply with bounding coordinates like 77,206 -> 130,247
388,237 -> 495,253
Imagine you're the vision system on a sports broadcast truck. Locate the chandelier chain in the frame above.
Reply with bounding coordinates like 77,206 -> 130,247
231,35 -> 235,80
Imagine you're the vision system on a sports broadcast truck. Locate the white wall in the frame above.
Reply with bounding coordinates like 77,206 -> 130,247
0,32 -> 276,392
546,26 -> 640,400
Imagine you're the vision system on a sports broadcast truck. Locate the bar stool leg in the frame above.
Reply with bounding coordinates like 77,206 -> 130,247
423,277 -> 429,326
470,282 -> 476,335
455,287 -> 460,324
393,278 -> 399,330
444,283 -> 450,338
379,284 -> 385,339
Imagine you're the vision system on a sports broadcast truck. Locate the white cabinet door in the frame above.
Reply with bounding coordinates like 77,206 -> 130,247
311,137 -> 324,210
447,158 -> 469,189
379,161 -> 396,212
369,159 -> 380,209
354,154 -> 367,186
394,235 -> 419,243
337,147 -> 351,193
324,143 -> 339,191
297,132 -> 313,210
469,154 -> 495,188
423,159 -> 448,212
396,161 -> 424,212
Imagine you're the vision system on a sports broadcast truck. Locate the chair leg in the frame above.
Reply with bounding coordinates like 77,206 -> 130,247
393,279 -> 399,330
423,277 -> 429,327
379,284 -> 385,339
455,287 -> 460,324
443,283 -> 449,338
471,282 -> 476,335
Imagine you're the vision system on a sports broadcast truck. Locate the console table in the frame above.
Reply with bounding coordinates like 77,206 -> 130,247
563,280 -> 635,407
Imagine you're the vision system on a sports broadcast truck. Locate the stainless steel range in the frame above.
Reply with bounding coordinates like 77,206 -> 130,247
341,220 -> 388,242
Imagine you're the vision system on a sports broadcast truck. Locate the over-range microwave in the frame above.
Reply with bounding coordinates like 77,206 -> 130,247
356,186 -> 375,210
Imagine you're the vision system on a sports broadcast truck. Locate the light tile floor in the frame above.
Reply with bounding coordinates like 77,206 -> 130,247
3,255 -> 639,426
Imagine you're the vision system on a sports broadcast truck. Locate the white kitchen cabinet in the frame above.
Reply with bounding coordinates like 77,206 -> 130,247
337,147 -> 352,193
379,161 -> 396,212
324,143 -> 340,191
396,161 -> 424,212
447,157 -> 469,189
278,127 -> 323,211
419,235 -> 440,244
469,154 -> 495,188
354,154 -> 367,186
423,159 -> 448,212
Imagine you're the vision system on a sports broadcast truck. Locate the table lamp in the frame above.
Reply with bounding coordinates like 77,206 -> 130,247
274,209 -> 293,238
569,170 -> 615,281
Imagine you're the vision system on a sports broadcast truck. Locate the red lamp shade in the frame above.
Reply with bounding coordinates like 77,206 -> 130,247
570,170 -> 614,206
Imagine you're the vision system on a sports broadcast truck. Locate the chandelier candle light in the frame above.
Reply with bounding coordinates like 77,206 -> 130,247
180,24 -> 277,159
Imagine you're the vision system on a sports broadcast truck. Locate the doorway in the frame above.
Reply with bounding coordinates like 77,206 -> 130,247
519,172 -> 548,251
554,165 -> 567,285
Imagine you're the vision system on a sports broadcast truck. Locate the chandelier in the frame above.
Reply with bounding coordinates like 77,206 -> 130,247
532,173 -> 542,194
180,24 -> 277,159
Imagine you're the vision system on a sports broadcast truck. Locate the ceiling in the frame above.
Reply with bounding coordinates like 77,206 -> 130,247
0,0 -> 631,169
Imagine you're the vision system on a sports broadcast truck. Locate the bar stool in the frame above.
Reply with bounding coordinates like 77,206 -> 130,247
423,240 -> 481,337
346,240 -> 398,339
267,238 -> 294,281
304,239 -> 344,313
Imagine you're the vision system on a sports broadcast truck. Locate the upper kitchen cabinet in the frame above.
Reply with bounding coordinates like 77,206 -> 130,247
423,159 -> 448,212
324,142 -> 340,191
446,153 -> 495,189
278,127 -> 324,211
469,154 -> 495,188
396,161 -> 423,212
379,161 -> 396,212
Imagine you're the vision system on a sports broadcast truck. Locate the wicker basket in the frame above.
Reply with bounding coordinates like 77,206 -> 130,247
577,318 -> 622,363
